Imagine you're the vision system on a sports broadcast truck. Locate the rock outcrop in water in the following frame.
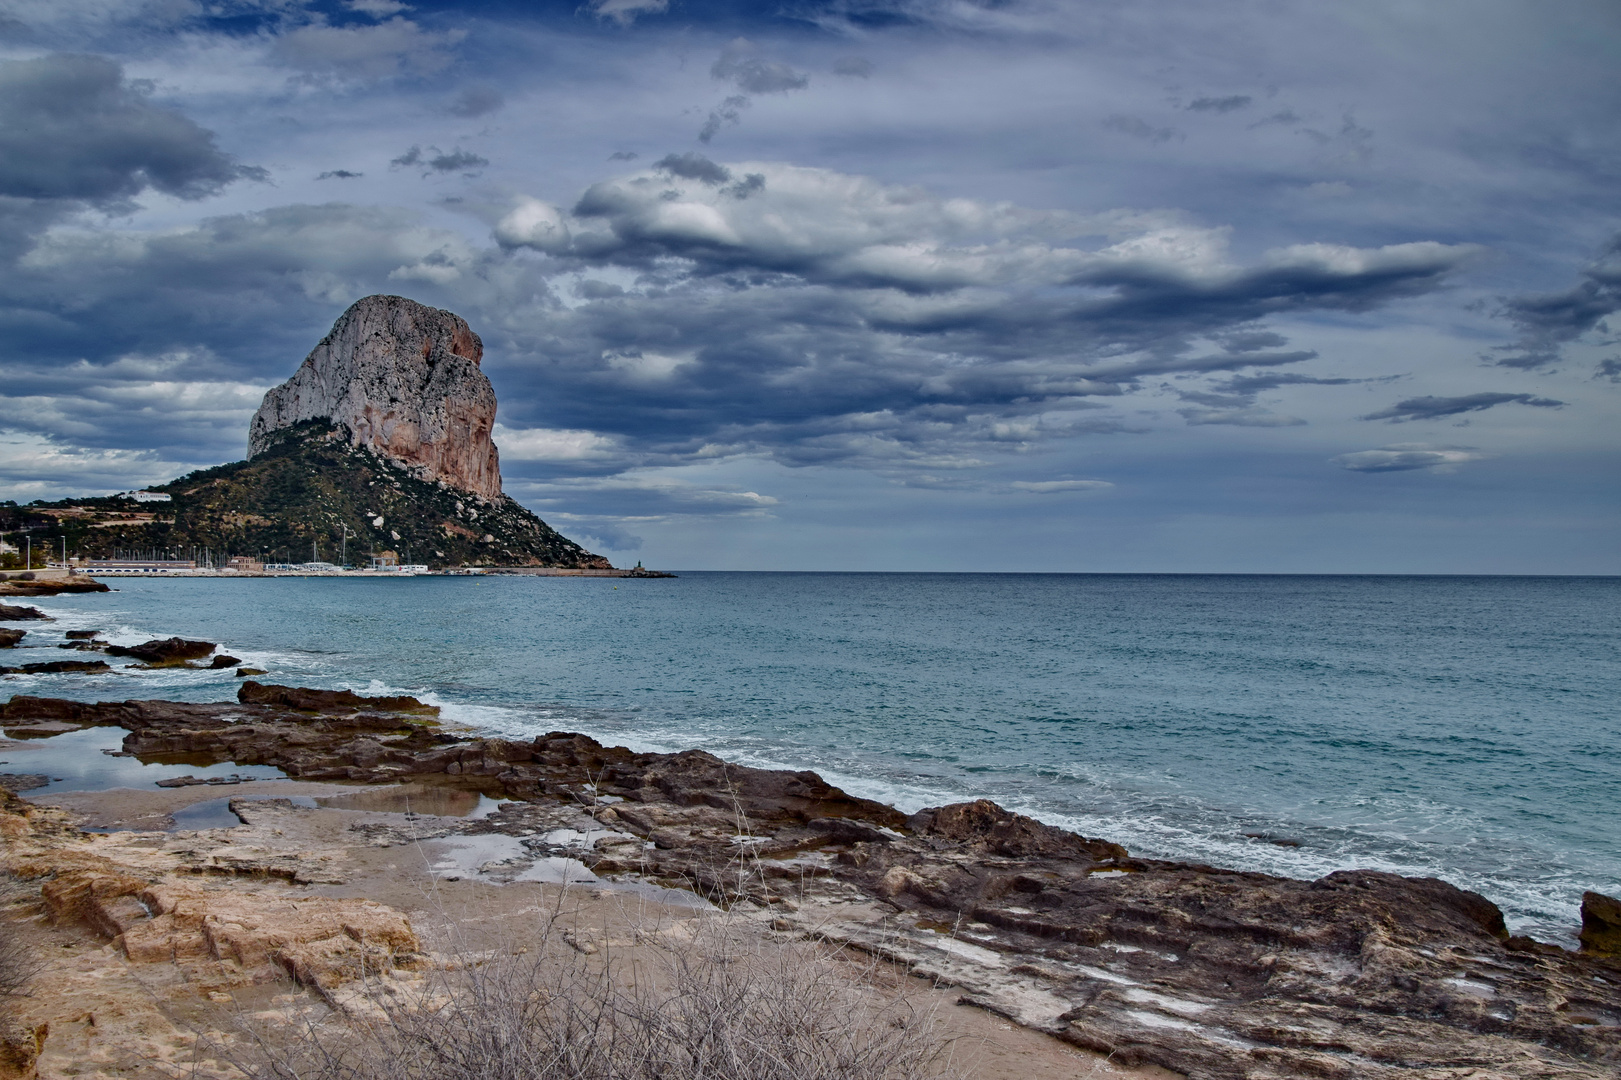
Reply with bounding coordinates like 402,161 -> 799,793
0,605 -> 48,621
249,295 -> 502,500
103,637 -> 216,667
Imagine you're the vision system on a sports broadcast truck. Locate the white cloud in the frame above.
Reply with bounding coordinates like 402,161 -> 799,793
602,348 -> 691,380
1010,479 -> 1113,493
270,17 -> 465,80
0,429 -> 188,499
500,160 -> 1476,299
1331,443 -> 1487,473
1179,407 -> 1306,427
520,473 -> 779,517
587,0 -> 669,27
346,0 -> 410,16
492,424 -> 618,462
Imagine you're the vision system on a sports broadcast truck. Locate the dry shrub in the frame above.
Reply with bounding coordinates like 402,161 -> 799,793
0,874 -> 40,1013
236,911 -> 955,1080
0,928 -> 30,1015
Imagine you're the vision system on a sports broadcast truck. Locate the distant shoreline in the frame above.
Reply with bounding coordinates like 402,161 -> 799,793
40,566 -> 676,580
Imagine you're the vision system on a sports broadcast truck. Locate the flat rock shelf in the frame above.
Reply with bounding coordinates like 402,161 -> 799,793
3,685 -> 1620,1080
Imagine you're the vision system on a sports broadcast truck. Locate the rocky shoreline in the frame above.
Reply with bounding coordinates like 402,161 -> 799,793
2,684 -> 1618,1079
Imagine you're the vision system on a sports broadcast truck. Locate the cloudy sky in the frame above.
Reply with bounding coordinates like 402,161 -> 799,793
1,0 -> 1617,572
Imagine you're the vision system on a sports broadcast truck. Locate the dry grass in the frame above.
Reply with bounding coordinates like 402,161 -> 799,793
231,907 -> 956,1080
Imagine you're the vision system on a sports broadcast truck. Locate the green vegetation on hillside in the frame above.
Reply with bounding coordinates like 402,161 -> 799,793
0,423 -> 609,569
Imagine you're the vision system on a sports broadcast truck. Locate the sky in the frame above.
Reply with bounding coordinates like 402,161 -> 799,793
0,0 -> 1617,572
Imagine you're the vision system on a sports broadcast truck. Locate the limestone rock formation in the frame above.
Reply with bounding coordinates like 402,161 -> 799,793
250,295 -> 503,499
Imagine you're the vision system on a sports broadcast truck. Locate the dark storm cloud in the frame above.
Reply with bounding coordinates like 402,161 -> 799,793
654,153 -> 732,185
447,85 -> 504,118
472,161 -> 1480,471
1211,330 -> 1289,353
1171,365 -> 1360,428
390,146 -> 489,175
710,39 -> 809,95
1360,393 -> 1564,422
1212,372 -> 1367,394
1186,95 -> 1251,113
698,95 -> 750,144
1596,358 -> 1621,383
723,173 -> 767,200
1248,109 -> 1303,129
1102,115 -> 1176,143
1491,233 -> 1621,370
317,169 -> 363,179
0,54 -> 259,206
697,39 -> 806,143
1173,370 -> 1391,426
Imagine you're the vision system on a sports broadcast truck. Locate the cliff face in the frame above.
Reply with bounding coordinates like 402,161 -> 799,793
249,296 -> 503,500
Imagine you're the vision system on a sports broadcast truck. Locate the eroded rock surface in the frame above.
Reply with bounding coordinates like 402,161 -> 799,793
1582,892 -> 1621,957
4,690 -> 1620,1079
249,295 -> 503,499
104,637 -> 216,666
0,606 -> 47,621
0,787 -> 427,1080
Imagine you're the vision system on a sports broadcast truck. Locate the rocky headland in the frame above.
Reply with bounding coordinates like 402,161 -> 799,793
2,686 -> 1618,1080
4,295 -> 609,569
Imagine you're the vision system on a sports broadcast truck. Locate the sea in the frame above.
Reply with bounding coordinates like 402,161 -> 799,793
5,572 -> 1618,944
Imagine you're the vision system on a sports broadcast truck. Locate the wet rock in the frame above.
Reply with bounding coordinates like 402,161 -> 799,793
0,605 -> 48,621
1581,891 -> 1621,957
64,630 -> 101,640
235,667 -> 267,677
0,696 -> 98,722
153,774 -> 251,788
0,774 -> 49,793
0,660 -> 110,675
105,637 -> 215,666
910,799 -> 1127,861
0,629 -> 22,648
0,579 -> 108,596
209,655 -> 241,669
237,680 -> 438,716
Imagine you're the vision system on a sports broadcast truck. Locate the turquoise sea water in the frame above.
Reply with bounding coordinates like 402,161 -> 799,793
5,573 -> 1618,943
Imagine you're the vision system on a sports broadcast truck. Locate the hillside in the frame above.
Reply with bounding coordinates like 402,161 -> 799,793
6,422 -> 609,569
